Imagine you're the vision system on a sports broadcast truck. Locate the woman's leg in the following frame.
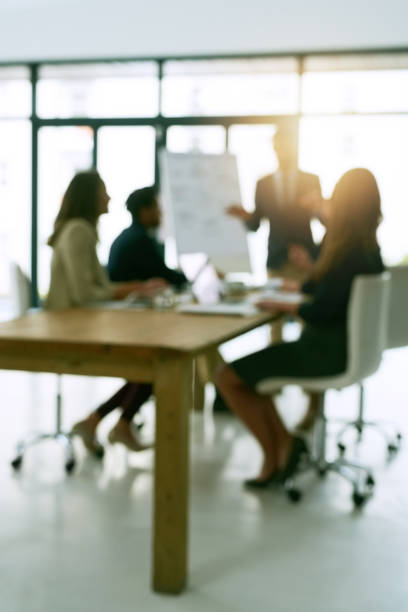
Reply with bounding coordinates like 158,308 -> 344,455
296,391 -> 320,431
95,382 -> 133,419
120,383 -> 152,422
108,383 -> 153,451
71,382 -> 151,455
216,364 -> 293,480
71,382 -> 132,455
216,329 -> 347,483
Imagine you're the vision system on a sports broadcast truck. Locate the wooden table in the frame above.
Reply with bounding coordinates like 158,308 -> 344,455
0,308 -> 272,594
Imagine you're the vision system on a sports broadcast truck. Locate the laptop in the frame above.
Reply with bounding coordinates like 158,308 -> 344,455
178,256 -> 258,316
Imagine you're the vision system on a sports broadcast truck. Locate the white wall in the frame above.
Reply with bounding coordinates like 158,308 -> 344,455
0,0 -> 407,62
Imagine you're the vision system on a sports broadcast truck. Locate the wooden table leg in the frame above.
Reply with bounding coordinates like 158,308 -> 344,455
193,357 -> 206,412
152,352 -> 193,594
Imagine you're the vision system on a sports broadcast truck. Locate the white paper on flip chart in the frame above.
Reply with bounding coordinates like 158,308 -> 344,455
160,151 -> 251,273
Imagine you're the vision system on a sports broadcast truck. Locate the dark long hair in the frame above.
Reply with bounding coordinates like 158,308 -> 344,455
311,168 -> 382,282
47,170 -> 103,246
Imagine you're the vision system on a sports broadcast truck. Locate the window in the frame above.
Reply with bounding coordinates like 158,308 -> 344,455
97,127 -> 156,264
299,115 -> 408,264
0,121 -> 31,296
162,58 -> 299,117
302,54 -> 408,114
0,66 -> 31,118
37,63 -> 159,118
228,124 -> 278,279
38,126 -> 94,297
166,126 -> 226,154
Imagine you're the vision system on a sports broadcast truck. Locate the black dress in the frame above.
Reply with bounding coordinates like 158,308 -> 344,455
231,246 -> 384,389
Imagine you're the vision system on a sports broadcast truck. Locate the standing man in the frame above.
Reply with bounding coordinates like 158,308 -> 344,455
227,124 -> 323,341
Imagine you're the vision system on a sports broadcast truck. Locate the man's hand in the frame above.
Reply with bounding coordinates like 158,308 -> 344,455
280,277 -> 301,292
225,204 -> 251,223
288,244 -> 314,273
140,278 -> 169,296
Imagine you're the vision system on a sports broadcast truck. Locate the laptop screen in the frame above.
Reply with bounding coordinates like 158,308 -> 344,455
179,253 -> 208,282
192,263 -> 223,304
179,253 -> 223,304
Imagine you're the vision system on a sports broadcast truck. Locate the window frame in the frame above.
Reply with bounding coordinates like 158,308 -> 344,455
1,47 -> 407,303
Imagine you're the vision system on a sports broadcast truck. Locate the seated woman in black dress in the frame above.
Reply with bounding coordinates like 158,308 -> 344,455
215,168 -> 384,487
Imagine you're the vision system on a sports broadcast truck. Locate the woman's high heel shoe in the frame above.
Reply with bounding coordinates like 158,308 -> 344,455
244,470 -> 283,489
108,420 -> 152,452
71,420 -> 105,459
280,436 -> 309,482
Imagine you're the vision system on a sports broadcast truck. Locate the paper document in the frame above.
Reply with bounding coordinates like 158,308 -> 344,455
250,290 -> 305,305
177,302 -> 259,317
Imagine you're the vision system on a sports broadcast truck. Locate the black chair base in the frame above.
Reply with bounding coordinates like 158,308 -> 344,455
282,393 -> 376,509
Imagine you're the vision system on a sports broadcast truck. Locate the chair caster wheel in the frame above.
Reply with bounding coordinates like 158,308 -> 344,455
65,459 -> 76,474
366,474 -> 375,488
387,443 -> 398,453
11,456 -> 23,471
93,446 -> 105,460
352,491 -> 368,508
396,432 -> 402,442
287,488 -> 302,503
337,442 -> 346,456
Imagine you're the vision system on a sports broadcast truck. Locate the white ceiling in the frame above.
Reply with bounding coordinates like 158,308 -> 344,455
0,0 -> 407,62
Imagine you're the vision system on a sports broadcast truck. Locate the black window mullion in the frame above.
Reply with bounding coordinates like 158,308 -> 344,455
92,126 -> 99,169
30,63 -> 39,307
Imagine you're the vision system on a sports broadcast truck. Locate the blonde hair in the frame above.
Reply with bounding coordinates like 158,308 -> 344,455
311,168 -> 381,282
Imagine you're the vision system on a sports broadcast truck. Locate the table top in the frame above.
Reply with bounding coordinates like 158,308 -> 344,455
0,308 -> 274,355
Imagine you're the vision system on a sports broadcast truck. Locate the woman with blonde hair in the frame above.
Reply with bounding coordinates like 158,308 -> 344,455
216,168 -> 384,487
46,170 -> 167,455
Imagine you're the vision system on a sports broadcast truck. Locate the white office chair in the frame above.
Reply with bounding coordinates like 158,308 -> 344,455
256,272 -> 391,507
336,265 -> 406,456
9,263 -> 76,474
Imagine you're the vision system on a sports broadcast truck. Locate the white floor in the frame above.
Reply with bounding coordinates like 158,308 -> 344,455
0,325 -> 407,612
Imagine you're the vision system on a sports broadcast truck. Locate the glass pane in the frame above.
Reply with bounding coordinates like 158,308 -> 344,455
302,70 -> 408,113
0,121 -> 31,300
0,66 -> 31,118
38,127 -> 94,297
162,58 -> 299,116
37,62 -> 159,118
228,124 -> 278,279
97,127 -> 156,264
299,115 -> 408,265
304,53 -> 408,72
166,126 -> 225,154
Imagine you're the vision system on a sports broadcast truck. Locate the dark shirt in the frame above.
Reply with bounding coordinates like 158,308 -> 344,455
299,246 -> 384,328
107,221 -> 187,288
247,170 -> 322,269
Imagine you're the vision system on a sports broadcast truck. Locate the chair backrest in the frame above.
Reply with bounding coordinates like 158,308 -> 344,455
9,263 -> 32,317
347,272 -> 391,381
387,265 -> 408,349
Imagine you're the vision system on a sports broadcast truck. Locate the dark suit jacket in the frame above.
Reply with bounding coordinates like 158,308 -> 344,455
107,221 -> 186,288
246,170 -> 322,269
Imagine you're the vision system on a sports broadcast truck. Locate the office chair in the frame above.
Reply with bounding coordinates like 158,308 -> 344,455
256,272 -> 391,508
336,265 -> 406,457
9,263 -> 76,474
